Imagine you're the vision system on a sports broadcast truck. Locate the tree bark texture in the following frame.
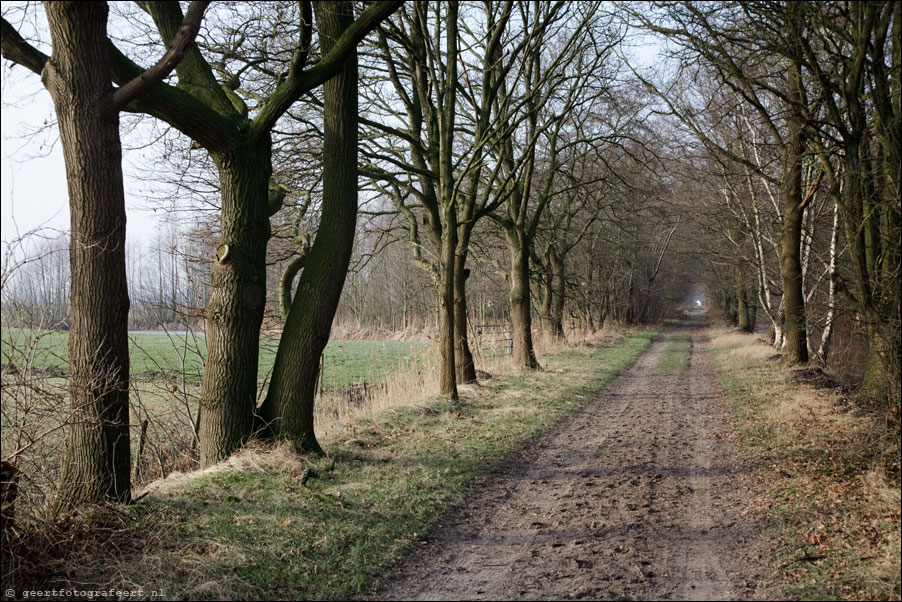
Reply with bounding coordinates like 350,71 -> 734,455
439,207 -> 459,398
453,229 -> 477,384
43,1 -> 132,505
256,1 -> 359,452
198,143 -> 272,466
550,250 -> 566,339
437,2 -> 461,399
780,58 -> 809,365
506,227 -> 540,369
736,285 -> 752,333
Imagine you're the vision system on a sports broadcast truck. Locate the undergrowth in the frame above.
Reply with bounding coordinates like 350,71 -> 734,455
707,329 -> 901,601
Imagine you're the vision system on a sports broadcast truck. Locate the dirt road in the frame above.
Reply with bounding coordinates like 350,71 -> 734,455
374,325 -> 770,600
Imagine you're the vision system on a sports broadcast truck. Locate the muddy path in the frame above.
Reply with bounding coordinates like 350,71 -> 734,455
373,324 -> 771,601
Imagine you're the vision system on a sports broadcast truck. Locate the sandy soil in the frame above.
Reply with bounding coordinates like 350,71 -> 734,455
373,326 -> 772,601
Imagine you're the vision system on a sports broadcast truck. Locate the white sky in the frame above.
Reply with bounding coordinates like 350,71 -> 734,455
1,68 -> 162,248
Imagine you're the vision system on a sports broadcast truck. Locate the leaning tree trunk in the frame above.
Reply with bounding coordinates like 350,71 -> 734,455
256,1 -> 360,453
505,227 -> 540,369
44,2 -> 132,506
198,142 -> 272,466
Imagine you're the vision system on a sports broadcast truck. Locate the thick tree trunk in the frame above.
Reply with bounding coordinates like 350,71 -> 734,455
506,227 -> 540,369
439,214 -> 459,397
860,324 -> 900,406
44,2 -> 132,506
198,143 -> 271,466
453,243 -> 477,384
780,60 -> 809,365
843,137 -> 901,406
256,1 -> 359,453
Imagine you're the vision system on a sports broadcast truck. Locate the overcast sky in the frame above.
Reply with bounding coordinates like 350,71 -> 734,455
1,65 -> 162,249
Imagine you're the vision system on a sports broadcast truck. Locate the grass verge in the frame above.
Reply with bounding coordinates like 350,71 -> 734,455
706,329 -> 901,601
2,330 -> 656,600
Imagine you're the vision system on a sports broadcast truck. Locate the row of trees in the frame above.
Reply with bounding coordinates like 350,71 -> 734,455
5,1 -> 895,514
636,2 -> 899,403
2,0 -> 401,507
2,0 -> 683,512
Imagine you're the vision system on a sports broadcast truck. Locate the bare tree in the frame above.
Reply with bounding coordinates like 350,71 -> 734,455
255,1 -> 365,453
100,0 -> 400,465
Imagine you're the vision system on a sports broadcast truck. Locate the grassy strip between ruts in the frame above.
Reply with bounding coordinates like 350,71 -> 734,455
706,329 -> 901,601
6,330 -> 656,600
654,332 -> 690,374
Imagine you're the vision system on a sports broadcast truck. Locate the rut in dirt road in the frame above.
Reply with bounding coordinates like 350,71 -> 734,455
374,324 -> 769,601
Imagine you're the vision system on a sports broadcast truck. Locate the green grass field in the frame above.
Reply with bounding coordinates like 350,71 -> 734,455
1,328 -> 433,516
1,328 -> 429,389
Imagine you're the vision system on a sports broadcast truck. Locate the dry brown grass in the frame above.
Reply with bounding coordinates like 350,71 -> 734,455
709,330 -> 781,364
708,327 -> 901,600
328,320 -> 438,342
135,440 -> 309,499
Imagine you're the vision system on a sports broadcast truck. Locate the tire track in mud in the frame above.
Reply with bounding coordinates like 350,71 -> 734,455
374,326 -> 769,601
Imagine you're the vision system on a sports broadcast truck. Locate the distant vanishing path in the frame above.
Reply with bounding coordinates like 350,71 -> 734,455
374,324 -> 770,601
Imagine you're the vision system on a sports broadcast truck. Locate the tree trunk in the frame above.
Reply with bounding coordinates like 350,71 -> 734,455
256,1 -> 359,453
44,2 -> 132,506
780,58 -> 809,364
198,143 -> 271,466
453,240 -> 477,384
439,209 -> 459,397
539,267 -> 553,337
843,136 -> 901,406
506,227 -> 540,369
737,285 -> 753,333
278,254 -> 306,321
860,324 -> 899,406
816,202 -> 840,363
550,251 -> 566,339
